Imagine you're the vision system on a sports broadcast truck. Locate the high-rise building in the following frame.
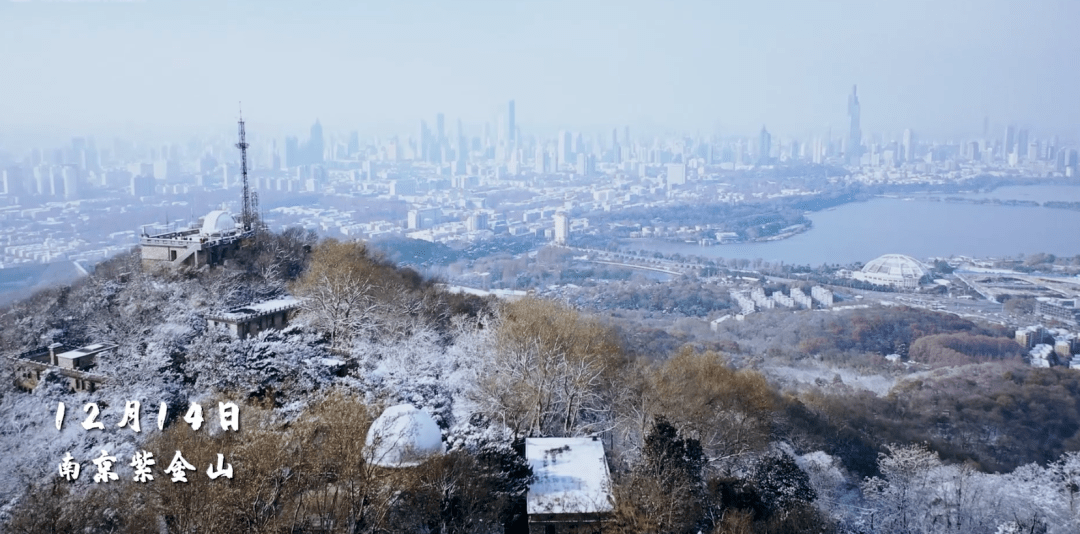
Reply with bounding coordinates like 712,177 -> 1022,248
847,85 -> 861,165
558,131 -> 572,170
308,120 -> 325,164
758,126 -> 772,165
436,113 -> 446,145
902,129 -> 914,163
534,145 -> 547,174
467,212 -> 489,232
1016,129 -> 1029,160
62,165 -> 80,200
553,212 -> 569,245
284,136 -> 300,168
666,162 -> 687,187
2,167 -> 24,196
1004,125 -> 1016,159
507,100 -> 516,143
130,174 -> 155,197
576,153 -> 596,176
418,120 -> 430,162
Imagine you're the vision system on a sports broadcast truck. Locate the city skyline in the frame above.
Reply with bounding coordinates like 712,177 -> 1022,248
1,0 -> 1079,142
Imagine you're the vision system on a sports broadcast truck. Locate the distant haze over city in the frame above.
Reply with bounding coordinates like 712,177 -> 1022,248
1,0 -> 1079,143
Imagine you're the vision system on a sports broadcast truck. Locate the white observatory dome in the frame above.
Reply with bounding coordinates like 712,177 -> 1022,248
201,210 -> 237,235
365,404 -> 444,468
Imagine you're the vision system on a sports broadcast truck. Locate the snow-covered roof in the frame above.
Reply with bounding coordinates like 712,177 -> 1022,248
212,296 -> 301,322
365,404 -> 444,468
526,437 -> 614,516
55,343 -> 116,360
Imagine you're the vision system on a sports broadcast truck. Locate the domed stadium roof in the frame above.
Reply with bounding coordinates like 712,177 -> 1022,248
201,210 -> 237,235
861,254 -> 929,278
365,404 -> 444,468
855,254 -> 929,289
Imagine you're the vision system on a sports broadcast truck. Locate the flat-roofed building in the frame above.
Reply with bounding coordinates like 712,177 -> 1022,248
10,342 -> 114,392
206,296 -> 301,339
140,210 -> 253,269
526,437 -> 614,533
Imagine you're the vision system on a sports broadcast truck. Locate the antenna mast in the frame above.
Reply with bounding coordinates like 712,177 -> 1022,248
236,103 -> 253,232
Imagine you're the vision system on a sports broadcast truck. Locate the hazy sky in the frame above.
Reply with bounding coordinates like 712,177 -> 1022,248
1,0 -> 1078,140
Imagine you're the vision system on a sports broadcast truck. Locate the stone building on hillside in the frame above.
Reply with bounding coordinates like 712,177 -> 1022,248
205,296 -> 301,339
10,342 -> 114,392
139,210 -> 253,269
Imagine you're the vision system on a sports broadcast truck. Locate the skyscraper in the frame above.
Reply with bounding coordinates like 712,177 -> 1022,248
553,212 -> 569,245
418,121 -> 430,162
847,85 -> 861,165
308,120 -> 325,164
902,129 -> 914,163
507,100 -> 516,143
758,126 -> 772,165
1004,125 -> 1016,160
558,130 -> 571,169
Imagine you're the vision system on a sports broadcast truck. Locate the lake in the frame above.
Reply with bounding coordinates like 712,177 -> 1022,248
623,185 -> 1080,266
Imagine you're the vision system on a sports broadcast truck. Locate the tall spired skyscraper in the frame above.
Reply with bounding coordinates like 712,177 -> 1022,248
847,85 -> 861,165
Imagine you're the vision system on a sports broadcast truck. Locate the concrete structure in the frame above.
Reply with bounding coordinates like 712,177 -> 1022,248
853,254 -> 929,290
140,210 -> 252,269
206,296 -> 301,339
1016,325 -> 1047,349
554,212 -> 569,245
730,290 -> 756,315
526,437 -> 614,533
10,342 -> 114,392
1035,298 -> 1080,326
666,162 -> 686,187
791,287 -> 813,309
1030,343 -> 1056,367
811,286 -> 834,307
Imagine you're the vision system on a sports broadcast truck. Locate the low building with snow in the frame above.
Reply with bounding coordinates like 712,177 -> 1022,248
526,437 -> 614,533
1030,344 -> 1056,368
206,296 -> 301,339
10,342 -> 113,392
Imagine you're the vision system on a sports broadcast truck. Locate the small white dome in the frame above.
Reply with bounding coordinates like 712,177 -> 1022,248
365,404 -> 444,468
201,210 -> 237,235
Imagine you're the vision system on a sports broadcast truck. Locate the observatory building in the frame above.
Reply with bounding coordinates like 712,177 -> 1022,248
140,110 -> 258,269
139,210 -> 252,269
853,254 -> 930,290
